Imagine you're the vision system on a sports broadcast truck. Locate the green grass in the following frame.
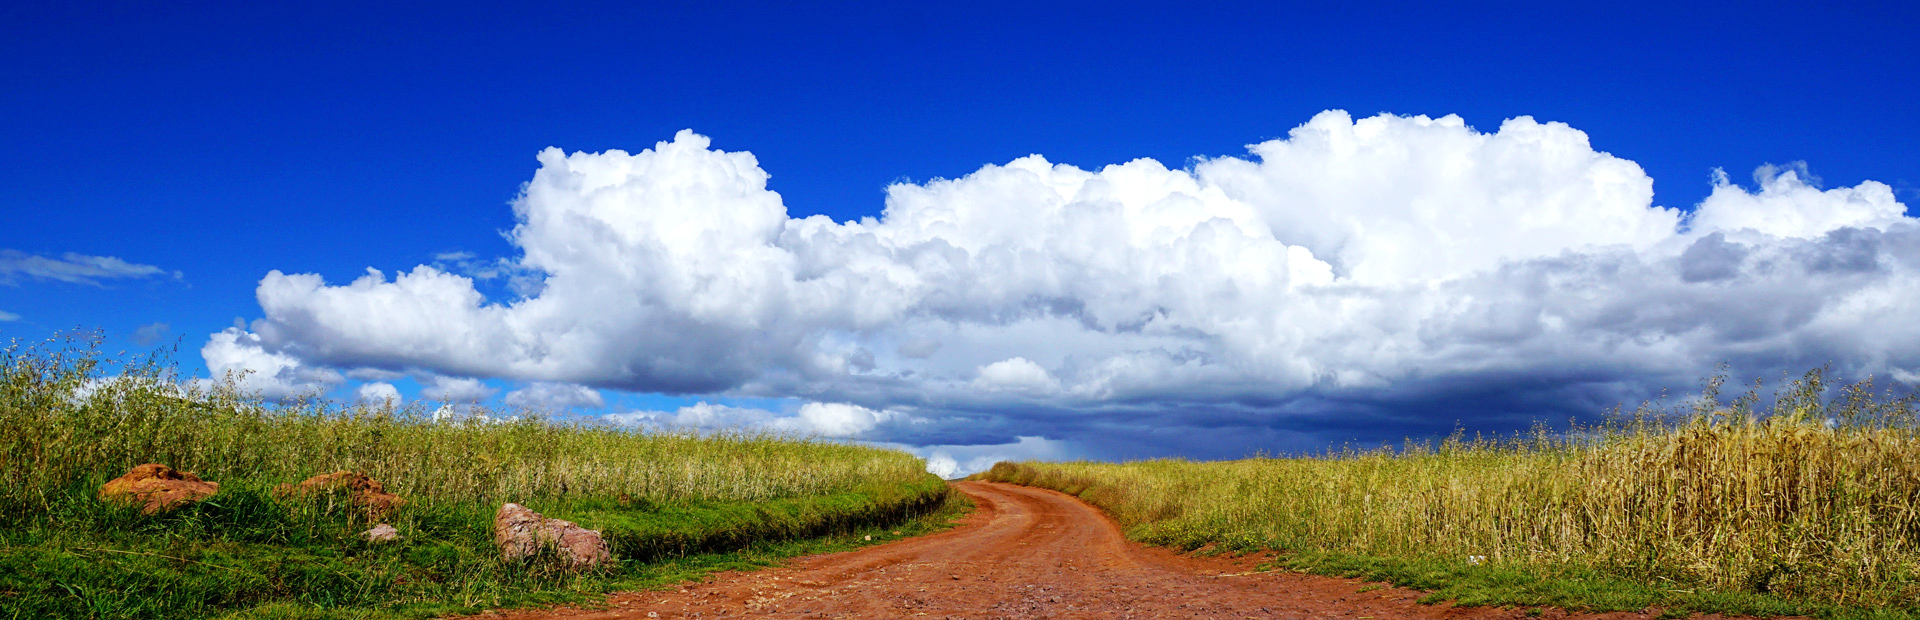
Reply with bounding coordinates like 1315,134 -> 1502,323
0,483 -> 972,620
1256,550 -> 1905,619
973,368 -> 1920,618
552,476 -> 951,562
0,332 -> 958,619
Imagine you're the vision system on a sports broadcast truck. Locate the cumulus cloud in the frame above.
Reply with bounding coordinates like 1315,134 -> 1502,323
201,327 -> 341,399
503,382 -> 605,410
0,250 -> 180,286
793,402 -> 905,436
205,111 -> 1920,457
356,381 -> 402,405
606,401 -> 907,438
975,357 -> 1059,393
1690,163 -> 1908,238
908,436 -> 1072,479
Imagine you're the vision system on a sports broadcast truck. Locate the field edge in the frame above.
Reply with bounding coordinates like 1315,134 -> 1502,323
971,462 -> 1913,620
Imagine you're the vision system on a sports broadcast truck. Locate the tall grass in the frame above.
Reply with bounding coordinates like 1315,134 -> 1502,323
0,332 -> 949,619
978,368 -> 1920,610
2,332 -> 926,515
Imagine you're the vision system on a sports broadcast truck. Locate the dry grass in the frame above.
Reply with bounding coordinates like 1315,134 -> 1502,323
0,331 -> 948,619
1,331 -> 928,518
979,369 -> 1920,608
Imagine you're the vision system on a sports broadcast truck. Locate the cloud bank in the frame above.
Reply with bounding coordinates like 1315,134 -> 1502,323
605,401 -> 907,438
205,111 -> 1919,466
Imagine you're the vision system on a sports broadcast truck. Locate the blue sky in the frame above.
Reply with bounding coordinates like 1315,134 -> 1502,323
4,1 -> 1917,474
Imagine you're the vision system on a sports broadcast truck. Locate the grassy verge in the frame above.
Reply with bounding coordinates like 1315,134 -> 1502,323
0,482 -> 970,620
0,333 -> 958,619
973,368 -> 1920,619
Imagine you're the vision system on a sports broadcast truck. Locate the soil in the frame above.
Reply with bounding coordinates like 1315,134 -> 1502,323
475,481 -> 1772,620
97,463 -> 219,514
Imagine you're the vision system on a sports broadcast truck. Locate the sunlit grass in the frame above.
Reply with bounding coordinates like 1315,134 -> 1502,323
977,368 -> 1920,614
2,333 -> 924,511
0,331 -> 948,619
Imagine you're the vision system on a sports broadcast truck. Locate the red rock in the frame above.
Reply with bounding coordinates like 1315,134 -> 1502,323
97,463 -> 219,514
494,502 -> 611,569
273,471 -> 406,519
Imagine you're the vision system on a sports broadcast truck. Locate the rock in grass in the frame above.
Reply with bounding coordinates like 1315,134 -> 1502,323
273,471 -> 406,519
493,503 -> 610,569
97,463 -> 220,514
363,523 -> 402,542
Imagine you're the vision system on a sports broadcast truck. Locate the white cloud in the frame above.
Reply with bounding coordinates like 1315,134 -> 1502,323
605,401 -> 906,438
793,402 -> 899,436
419,375 -> 497,403
66,375 -> 200,406
605,402 -> 779,429
356,382 -> 402,405
974,357 -> 1058,393
206,112 -> 1920,452
201,326 -> 341,400
0,310 -> 18,322
0,250 -> 179,286
1689,163 -> 1907,239
906,436 -> 1071,479
431,403 -> 513,425
503,382 -> 605,410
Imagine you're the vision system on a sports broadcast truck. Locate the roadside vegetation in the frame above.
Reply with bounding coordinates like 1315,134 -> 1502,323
0,332 -> 958,619
976,368 -> 1920,618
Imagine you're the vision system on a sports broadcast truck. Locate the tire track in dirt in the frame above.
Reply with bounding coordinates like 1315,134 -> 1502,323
479,481 -> 1750,620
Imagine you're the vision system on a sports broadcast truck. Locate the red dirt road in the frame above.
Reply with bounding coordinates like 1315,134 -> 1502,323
482,481 -> 1732,620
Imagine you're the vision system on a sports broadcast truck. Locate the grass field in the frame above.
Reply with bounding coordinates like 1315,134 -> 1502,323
975,369 -> 1920,618
0,333 -> 956,619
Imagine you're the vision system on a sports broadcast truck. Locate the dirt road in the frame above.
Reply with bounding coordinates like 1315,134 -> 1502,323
485,481 -> 1681,619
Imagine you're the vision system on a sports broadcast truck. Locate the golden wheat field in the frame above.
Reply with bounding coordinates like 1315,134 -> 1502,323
980,370 -> 1920,607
